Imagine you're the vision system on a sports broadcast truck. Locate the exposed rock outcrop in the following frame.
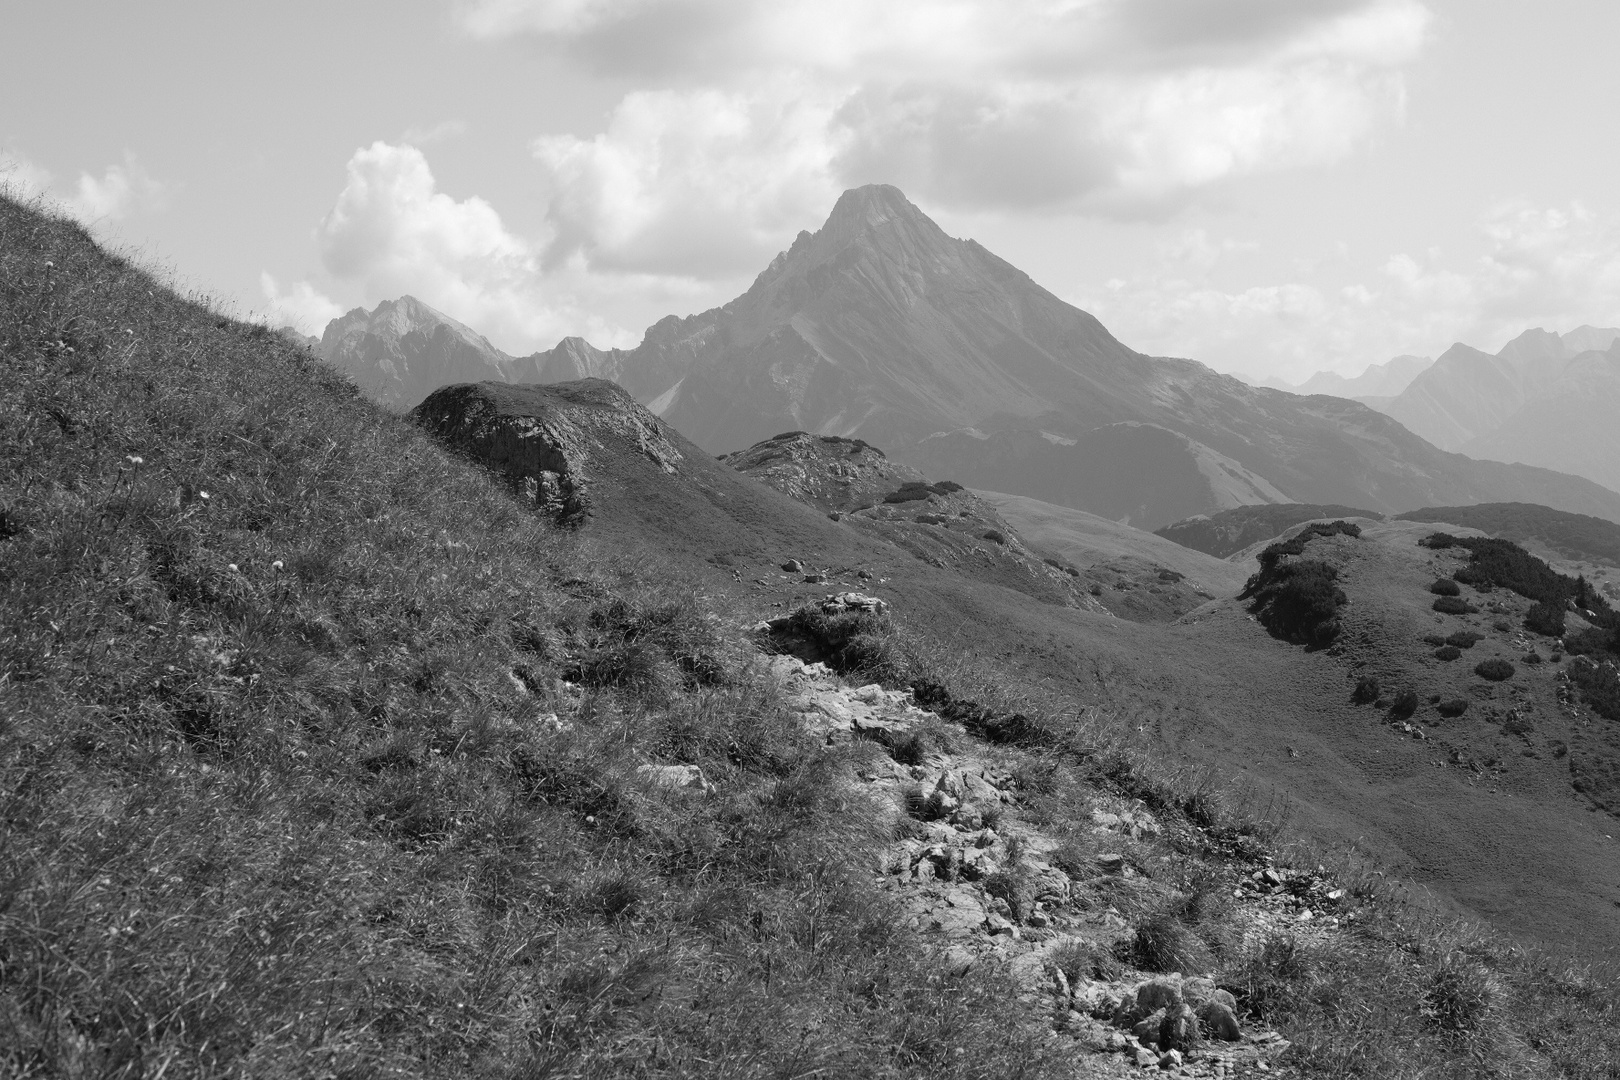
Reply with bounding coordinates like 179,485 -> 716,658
412,379 -> 683,525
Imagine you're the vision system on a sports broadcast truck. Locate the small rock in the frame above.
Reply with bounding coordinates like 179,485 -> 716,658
803,573 -> 826,583
1105,1031 -> 1130,1052
1157,1048 -> 1183,1070
636,763 -> 714,796
986,913 -> 1016,935
941,945 -> 976,976
781,559 -> 804,573
1196,1000 -> 1242,1042
1133,1046 -> 1158,1068
1135,977 -> 1183,1015
1158,1004 -> 1200,1053
1096,853 -> 1125,874
1131,1009 -> 1166,1047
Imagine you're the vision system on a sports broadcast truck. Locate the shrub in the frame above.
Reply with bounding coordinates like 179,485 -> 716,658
1475,658 -> 1515,681
981,529 -> 1006,544
1437,699 -> 1470,718
1240,558 -> 1346,649
1446,631 -> 1483,648
1389,690 -> 1419,720
1434,646 -> 1462,662
1433,596 -> 1476,615
1230,934 -> 1316,1021
1523,651 -> 1543,665
1524,600 -> 1566,637
1128,911 -> 1211,975
1254,520 -> 1361,571
883,479 -> 964,503
1566,624 -> 1619,658
1568,657 -> 1620,722
1430,578 -> 1461,596
1351,675 -> 1380,704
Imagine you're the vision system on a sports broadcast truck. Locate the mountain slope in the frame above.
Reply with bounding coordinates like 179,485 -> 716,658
520,185 -> 1620,528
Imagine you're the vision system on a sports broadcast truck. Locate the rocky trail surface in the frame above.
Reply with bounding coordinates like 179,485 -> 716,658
755,600 -> 1354,1076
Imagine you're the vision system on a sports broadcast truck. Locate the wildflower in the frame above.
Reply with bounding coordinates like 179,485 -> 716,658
126,455 -> 144,466
271,559 -> 284,572
227,563 -> 239,573
198,491 -> 210,500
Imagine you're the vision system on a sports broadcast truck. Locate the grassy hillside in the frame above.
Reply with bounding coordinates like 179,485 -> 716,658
1396,503 -> 1620,567
0,197 -> 1052,1077
7,194 -> 1620,1078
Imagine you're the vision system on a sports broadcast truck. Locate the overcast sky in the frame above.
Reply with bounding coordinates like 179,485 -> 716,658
4,0 -> 1617,383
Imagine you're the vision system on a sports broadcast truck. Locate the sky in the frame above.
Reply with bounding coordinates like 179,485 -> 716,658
4,0 -> 1618,384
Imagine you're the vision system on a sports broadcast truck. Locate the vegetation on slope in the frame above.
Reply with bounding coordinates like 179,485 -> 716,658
1156,504 -> 1380,558
1234,522 -> 1361,649
7,195 -> 1620,1079
1397,503 -> 1620,566
0,196 -> 1051,1078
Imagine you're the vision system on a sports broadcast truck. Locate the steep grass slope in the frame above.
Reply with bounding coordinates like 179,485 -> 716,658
0,197 -> 1055,1077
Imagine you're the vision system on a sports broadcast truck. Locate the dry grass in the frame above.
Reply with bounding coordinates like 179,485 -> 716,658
0,195 -> 1065,1078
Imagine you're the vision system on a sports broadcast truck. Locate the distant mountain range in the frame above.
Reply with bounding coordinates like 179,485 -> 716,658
1367,327 -> 1620,495
1260,354 -> 1433,403
313,185 -> 1620,529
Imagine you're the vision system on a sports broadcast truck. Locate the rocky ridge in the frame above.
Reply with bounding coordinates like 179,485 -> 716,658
753,597 -> 1355,1077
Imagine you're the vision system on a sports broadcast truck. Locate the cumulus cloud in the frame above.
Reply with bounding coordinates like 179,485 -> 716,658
260,273 -> 344,336
1081,204 -> 1620,382
0,150 -> 163,224
295,141 -> 638,350
457,0 -> 1430,274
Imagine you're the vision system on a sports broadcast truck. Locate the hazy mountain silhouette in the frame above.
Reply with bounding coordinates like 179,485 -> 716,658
319,295 -> 516,408
1260,354 -> 1432,401
1374,327 -> 1620,493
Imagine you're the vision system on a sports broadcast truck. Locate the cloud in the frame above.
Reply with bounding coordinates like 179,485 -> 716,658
458,0 -> 1430,274
304,140 -> 638,350
1081,204 -> 1620,382
0,150 -> 163,223
260,273 -> 344,336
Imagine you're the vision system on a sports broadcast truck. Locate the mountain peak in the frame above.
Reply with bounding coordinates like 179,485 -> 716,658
818,184 -> 946,246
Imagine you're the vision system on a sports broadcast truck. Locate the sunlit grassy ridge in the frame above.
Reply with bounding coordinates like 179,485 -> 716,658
0,196 -> 1054,1078
5,194 -> 1620,1079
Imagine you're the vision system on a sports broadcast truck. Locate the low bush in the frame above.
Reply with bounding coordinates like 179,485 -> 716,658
1240,558 -> 1346,649
1389,690 -> 1420,721
1474,659 -> 1515,682
1437,699 -> 1470,718
1352,675 -> 1381,704
1446,631 -> 1483,649
1433,596 -> 1477,615
1523,651 -> 1543,665
1568,657 -> 1620,722
883,479 -> 965,503
981,529 -> 1006,544
1430,578 -> 1461,596
1524,600 -> 1566,637
1566,624 -> 1619,658
1434,646 -> 1462,662
1254,520 -> 1361,571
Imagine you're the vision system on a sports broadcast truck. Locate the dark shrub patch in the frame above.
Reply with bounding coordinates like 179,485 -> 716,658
1568,658 -> 1620,722
1423,634 -> 1448,646
1445,631 -> 1483,649
883,479 -> 966,503
1434,646 -> 1462,662
1437,699 -> 1470,718
1158,568 -> 1185,583
1389,690 -> 1419,721
1420,533 -> 1458,549
1351,676 -> 1380,704
1433,596 -> 1476,615
981,529 -> 1006,545
1493,619 -> 1512,632
1474,659 -> 1515,682
1254,520 -> 1361,572
1566,624 -> 1619,658
1430,579 -> 1461,596
1240,558 -> 1346,649
1524,600 -> 1566,637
